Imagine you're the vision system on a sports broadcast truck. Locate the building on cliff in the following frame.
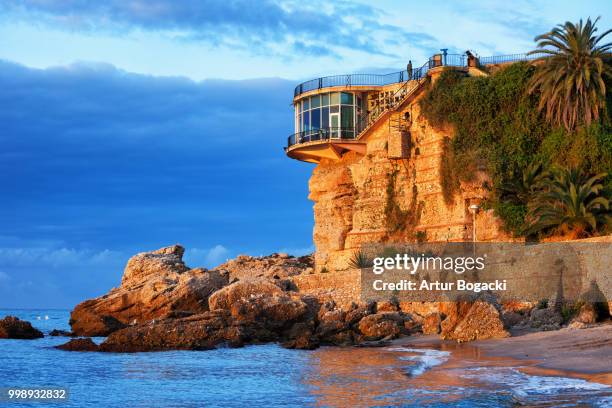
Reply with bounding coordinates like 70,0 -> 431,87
285,51 -> 540,272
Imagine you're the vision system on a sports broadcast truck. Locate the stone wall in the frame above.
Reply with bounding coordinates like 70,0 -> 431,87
308,77 -> 511,273
291,269 -> 361,309
291,237 -> 612,312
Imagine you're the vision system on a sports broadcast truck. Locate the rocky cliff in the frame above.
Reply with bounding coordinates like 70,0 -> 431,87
62,244 -> 520,352
309,85 -> 509,272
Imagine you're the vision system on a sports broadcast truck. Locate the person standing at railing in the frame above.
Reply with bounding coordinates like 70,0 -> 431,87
407,60 -> 413,80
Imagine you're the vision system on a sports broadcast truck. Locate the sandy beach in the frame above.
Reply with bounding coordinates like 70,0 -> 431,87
398,323 -> 612,385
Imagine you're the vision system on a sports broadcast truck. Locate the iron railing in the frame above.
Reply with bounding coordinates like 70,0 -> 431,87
287,127 -> 358,148
293,52 -> 548,98
288,51 -> 551,150
355,60 -> 430,135
478,52 -> 547,65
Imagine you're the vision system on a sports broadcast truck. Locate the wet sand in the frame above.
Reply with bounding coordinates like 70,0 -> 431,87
397,323 -> 612,385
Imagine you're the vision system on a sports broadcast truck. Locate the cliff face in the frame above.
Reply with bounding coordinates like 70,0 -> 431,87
308,88 -> 509,272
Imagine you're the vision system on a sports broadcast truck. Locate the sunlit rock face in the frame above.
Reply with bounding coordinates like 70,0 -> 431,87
307,92 -> 510,273
69,246 -> 315,337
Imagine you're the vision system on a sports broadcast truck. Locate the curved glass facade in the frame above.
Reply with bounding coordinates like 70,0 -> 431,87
295,91 -> 363,140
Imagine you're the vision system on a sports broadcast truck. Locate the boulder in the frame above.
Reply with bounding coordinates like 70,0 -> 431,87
376,300 -> 399,313
99,311 -> 233,352
70,310 -> 127,337
444,301 -> 509,342
0,316 -> 44,339
230,294 -> 308,328
422,313 -> 442,335
502,311 -> 528,328
208,279 -> 284,311
49,329 -> 74,337
357,313 -> 402,340
56,338 -> 99,351
70,245 -> 228,336
122,244 -> 189,286
574,303 -> 598,324
344,302 -> 374,326
281,322 -> 319,350
529,308 -> 562,331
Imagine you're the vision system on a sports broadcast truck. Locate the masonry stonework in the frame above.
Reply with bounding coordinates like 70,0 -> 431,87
309,85 -> 510,273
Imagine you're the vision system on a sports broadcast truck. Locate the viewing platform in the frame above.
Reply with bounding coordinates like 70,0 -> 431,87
285,51 -> 543,163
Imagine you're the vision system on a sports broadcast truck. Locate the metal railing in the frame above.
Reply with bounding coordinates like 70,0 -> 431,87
288,51 -> 551,151
355,60 -> 430,135
293,52 -> 547,98
287,127 -> 358,148
478,52 -> 546,65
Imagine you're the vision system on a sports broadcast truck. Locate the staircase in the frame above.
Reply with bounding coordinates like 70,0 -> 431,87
356,73 -> 427,141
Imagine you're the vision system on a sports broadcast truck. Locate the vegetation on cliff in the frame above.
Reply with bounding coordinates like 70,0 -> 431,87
419,17 -> 612,238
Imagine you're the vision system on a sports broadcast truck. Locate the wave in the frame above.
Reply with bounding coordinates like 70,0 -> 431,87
387,347 -> 451,376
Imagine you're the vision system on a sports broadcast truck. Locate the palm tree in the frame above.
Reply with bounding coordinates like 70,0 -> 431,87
499,162 -> 547,205
524,167 -> 611,237
528,17 -> 612,131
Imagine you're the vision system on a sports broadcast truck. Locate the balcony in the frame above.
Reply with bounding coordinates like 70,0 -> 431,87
285,127 -> 365,163
287,52 -> 547,163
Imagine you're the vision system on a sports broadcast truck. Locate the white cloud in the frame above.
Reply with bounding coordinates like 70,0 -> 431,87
185,245 -> 230,268
277,245 -> 315,256
0,247 -> 123,268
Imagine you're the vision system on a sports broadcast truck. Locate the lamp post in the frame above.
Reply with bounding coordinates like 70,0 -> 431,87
469,204 -> 480,258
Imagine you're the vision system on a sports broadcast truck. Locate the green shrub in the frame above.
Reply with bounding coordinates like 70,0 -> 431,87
347,250 -> 372,269
419,62 -> 612,236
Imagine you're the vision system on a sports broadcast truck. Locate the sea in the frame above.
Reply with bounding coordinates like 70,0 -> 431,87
1,309 -> 610,407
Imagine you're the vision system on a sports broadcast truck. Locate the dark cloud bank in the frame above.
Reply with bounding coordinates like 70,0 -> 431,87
0,60 -> 313,308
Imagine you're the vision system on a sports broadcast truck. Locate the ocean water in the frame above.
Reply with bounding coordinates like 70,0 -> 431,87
1,309 -> 610,407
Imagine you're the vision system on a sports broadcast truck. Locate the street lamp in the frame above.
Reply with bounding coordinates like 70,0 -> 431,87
469,204 -> 480,243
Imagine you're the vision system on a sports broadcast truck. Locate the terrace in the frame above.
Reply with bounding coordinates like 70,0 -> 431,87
285,51 -> 543,163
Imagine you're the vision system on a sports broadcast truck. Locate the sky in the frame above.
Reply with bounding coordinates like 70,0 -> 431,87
0,0 -> 610,308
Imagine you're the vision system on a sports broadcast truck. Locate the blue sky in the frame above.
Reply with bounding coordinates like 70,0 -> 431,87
0,0 -> 610,308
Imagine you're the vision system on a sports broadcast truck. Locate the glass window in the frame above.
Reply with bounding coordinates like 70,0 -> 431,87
322,107 -> 329,129
330,92 -> 340,105
341,106 -> 354,129
303,98 -> 309,110
311,95 -> 320,108
304,110 -> 310,132
330,105 -> 339,113
298,113 -> 302,132
322,94 -> 329,106
341,92 -> 353,104
311,108 -> 321,130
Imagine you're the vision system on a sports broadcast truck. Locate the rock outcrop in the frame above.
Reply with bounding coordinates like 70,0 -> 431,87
56,338 -> 99,351
0,316 -> 44,339
214,253 -> 313,281
69,246 -> 315,337
70,245 -> 229,336
439,295 -> 509,342
63,244 -> 532,352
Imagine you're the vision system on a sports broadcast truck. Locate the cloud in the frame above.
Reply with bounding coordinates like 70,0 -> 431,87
277,245 -> 315,257
185,245 -> 230,268
0,0 -> 435,58
0,247 -> 122,268
0,59 -> 315,307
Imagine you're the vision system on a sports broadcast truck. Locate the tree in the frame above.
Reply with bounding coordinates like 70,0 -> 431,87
528,17 -> 612,131
499,162 -> 547,205
524,167 -> 611,237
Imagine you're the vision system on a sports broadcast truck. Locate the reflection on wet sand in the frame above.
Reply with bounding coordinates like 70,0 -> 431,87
303,344 -> 477,407
302,341 -> 611,407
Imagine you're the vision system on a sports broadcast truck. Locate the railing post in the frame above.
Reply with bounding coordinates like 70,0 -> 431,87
318,78 -> 322,89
